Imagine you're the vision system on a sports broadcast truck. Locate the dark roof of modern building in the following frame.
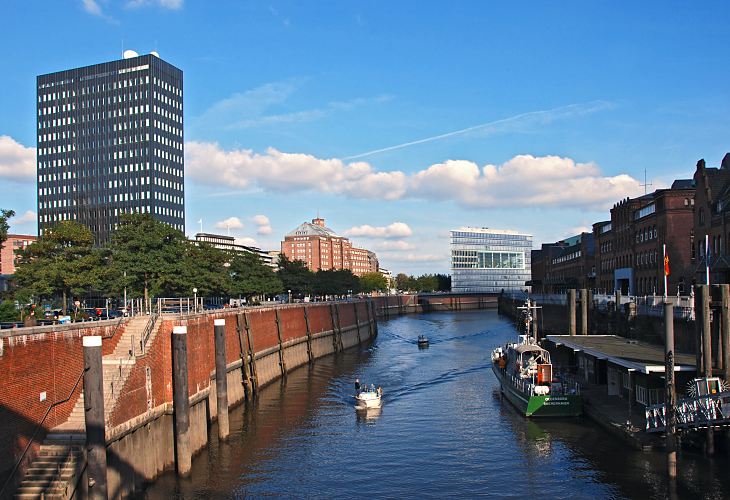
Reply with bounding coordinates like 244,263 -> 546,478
545,335 -> 696,374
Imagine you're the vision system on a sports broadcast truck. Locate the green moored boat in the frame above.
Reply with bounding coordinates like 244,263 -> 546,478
491,299 -> 582,417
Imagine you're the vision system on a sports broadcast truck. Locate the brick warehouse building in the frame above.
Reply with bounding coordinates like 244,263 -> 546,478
593,180 -> 695,296
693,154 -> 730,284
281,217 -> 378,276
532,233 -> 595,293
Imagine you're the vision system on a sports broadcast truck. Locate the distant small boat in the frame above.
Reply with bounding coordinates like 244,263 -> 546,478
418,335 -> 429,346
355,387 -> 382,409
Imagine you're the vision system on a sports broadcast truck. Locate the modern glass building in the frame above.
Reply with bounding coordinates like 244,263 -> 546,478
450,227 -> 533,293
37,51 -> 184,243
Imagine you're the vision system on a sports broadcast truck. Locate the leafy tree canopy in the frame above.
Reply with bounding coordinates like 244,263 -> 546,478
13,221 -> 103,312
0,209 -> 15,251
359,272 -> 388,293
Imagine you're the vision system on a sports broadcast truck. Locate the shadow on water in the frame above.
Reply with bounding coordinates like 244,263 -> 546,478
137,310 -> 730,499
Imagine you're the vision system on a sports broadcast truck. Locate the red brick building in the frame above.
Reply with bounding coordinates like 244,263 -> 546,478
531,234 -> 595,293
693,154 -> 730,284
594,180 -> 695,295
281,218 -> 378,276
0,234 -> 37,275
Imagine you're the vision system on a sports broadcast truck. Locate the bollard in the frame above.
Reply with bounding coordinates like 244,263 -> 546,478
83,336 -> 108,500
214,319 -> 229,440
580,289 -> 588,335
664,303 -> 677,480
172,325 -> 191,476
568,289 -> 576,336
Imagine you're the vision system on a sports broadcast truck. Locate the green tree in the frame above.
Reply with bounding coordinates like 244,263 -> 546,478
313,269 -> 360,297
176,242 -> 230,298
228,250 -> 282,300
107,213 -> 189,302
360,272 -> 387,293
277,254 -> 315,297
0,209 -> 15,251
436,273 -> 452,291
395,273 -> 410,291
13,221 -> 103,314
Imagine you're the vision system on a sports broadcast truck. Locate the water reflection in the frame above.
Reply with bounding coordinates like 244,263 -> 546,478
138,311 -> 730,499
355,406 -> 382,424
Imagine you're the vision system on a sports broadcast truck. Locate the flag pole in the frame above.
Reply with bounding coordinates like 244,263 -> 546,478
663,243 -> 668,300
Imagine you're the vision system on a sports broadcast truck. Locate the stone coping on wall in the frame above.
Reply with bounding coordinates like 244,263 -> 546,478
0,317 -> 126,339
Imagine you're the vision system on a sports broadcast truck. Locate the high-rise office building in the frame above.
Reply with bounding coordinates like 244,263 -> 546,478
36,51 -> 184,242
450,227 -> 532,293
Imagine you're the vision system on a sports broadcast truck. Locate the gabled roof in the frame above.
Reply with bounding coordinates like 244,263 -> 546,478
286,221 -> 341,238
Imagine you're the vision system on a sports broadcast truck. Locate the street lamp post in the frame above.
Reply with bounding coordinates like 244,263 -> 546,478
288,289 -> 291,304
193,288 -> 198,313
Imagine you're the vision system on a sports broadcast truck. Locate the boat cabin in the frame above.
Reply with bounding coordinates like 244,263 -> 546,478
508,344 -> 552,384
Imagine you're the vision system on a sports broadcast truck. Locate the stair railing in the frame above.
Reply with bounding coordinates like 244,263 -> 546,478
0,317 -> 125,497
139,312 -> 159,355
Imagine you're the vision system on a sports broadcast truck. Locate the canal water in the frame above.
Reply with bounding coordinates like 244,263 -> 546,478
139,310 -> 730,499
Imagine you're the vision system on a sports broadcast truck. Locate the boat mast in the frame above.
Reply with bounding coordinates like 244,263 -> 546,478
516,298 -> 542,343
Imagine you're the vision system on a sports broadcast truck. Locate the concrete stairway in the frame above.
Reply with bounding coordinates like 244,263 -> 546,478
13,436 -> 85,500
13,316 -> 159,499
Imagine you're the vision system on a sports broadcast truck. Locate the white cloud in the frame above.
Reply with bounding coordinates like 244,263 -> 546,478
379,252 -> 445,263
126,0 -> 183,9
81,0 -> 103,16
214,216 -> 244,230
14,210 -> 37,225
186,142 -> 641,211
250,215 -> 270,226
234,237 -> 258,247
0,136 -> 36,182
345,222 -> 413,239
250,215 -> 272,235
374,240 -> 416,251
185,142 -> 407,200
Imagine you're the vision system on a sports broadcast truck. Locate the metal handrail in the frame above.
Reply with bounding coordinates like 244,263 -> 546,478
0,370 -> 84,497
0,317 -> 124,497
139,313 -> 159,355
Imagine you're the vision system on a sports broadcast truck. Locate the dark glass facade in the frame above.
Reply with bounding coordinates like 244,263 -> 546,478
37,53 -> 184,243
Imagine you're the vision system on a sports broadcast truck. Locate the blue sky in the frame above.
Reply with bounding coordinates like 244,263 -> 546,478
1,1 -> 729,274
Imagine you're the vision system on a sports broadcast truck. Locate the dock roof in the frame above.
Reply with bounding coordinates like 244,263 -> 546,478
545,335 -> 696,374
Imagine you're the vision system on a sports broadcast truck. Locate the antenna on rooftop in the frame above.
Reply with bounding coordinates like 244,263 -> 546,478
640,169 -> 652,195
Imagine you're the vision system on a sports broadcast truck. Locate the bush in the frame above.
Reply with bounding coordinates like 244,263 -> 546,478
0,301 -> 19,322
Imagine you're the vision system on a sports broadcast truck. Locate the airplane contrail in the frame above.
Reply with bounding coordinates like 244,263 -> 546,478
342,100 -> 612,161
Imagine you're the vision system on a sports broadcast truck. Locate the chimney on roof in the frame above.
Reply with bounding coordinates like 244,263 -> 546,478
312,217 -> 325,227
722,153 -> 730,170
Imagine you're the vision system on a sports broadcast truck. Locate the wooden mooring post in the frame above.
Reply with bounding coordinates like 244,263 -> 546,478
303,306 -> 313,362
172,326 -> 192,476
214,318 -> 229,440
568,289 -> 576,336
82,336 -> 108,499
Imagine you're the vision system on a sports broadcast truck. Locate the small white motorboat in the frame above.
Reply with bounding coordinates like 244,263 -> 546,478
355,387 -> 382,409
418,335 -> 429,347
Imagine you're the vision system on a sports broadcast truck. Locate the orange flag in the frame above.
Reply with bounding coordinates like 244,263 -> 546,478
664,254 -> 670,276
